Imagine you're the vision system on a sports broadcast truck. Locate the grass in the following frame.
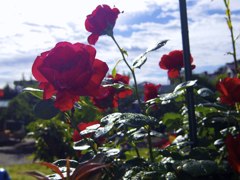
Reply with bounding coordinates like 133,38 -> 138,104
3,163 -> 53,180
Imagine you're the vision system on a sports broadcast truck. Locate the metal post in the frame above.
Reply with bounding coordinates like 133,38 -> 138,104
179,0 -> 197,147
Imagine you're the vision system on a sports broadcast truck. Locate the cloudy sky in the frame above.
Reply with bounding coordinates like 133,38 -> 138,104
0,0 -> 240,88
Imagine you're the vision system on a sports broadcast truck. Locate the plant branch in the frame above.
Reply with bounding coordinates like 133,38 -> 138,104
224,0 -> 239,74
110,35 -> 144,112
147,126 -> 154,163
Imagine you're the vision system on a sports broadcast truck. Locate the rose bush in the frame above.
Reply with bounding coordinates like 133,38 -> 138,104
91,73 -> 132,110
24,3 -> 240,180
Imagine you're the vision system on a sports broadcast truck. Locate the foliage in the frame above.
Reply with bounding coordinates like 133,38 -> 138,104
0,93 -> 39,130
27,118 -> 75,162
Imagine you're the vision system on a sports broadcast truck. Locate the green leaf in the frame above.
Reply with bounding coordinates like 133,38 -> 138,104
220,126 -> 236,136
158,90 -> 185,102
162,113 -> 182,131
213,139 -> 224,148
53,159 -> 79,168
197,88 -> 214,98
131,130 -> 146,140
132,54 -> 147,69
195,105 -> 218,116
100,112 -> 123,125
112,67 -> 117,78
121,48 -> 128,56
111,59 -> 122,78
188,147 -> 211,160
197,103 -> 227,111
202,116 -> 235,129
23,87 -> 43,99
145,40 -> 168,53
94,123 -> 114,138
73,139 -> 91,151
103,148 -> 120,157
226,51 -> 234,56
103,83 -> 132,91
100,112 -> 156,131
180,159 -> 218,177
33,99 -> 60,119
165,172 -> 178,180
123,113 -> 157,128
80,124 -> 100,136
173,80 -> 197,93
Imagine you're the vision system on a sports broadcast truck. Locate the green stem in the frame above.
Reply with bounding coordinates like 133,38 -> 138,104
147,126 -> 154,162
235,102 -> 240,112
224,0 -> 239,74
77,131 -> 98,155
110,35 -> 144,113
133,143 -> 140,158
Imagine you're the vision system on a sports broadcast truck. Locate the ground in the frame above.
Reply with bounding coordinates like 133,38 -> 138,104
0,138 -> 35,166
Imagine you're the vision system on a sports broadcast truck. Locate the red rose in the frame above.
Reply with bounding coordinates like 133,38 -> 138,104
108,74 -> 133,99
225,134 -> 240,173
92,88 -> 117,110
159,50 -> 195,78
32,42 -> 109,111
152,134 -> 176,149
216,77 -> 240,106
92,73 -> 132,109
85,4 -> 120,45
144,83 -> 161,102
72,121 -> 100,142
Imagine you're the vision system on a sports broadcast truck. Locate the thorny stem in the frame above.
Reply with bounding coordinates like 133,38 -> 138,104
147,126 -> 154,162
223,0 -> 239,74
64,108 -> 76,129
235,102 -> 240,112
132,142 -> 140,158
110,35 -> 144,113
81,134 -> 98,155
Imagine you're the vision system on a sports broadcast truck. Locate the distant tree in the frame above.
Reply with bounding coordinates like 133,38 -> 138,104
2,93 -> 39,125
192,74 -> 216,91
1,84 -> 18,100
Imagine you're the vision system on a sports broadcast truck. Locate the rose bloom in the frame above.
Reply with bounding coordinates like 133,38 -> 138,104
152,134 -> 176,149
92,73 -> 132,110
225,134 -> 240,173
216,77 -> 240,106
144,83 -> 161,102
159,50 -> 195,78
0,89 -> 4,98
72,121 -> 100,142
85,4 -> 120,45
32,42 -> 109,111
